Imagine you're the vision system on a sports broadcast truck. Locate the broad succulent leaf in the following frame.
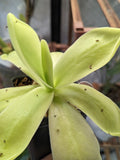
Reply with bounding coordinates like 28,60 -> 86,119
0,85 -> 35,113
56,83 -> 120,136
41,40 -> 53,86
49,97 -> 101,160
54,28 -> 120,87
7,13 -> 52,88
0,86 -> 54,160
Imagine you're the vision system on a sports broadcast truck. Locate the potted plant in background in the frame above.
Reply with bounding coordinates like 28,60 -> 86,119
1,13 -> 120,160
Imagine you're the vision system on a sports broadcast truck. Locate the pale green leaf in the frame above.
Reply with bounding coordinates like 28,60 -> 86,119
0,86 -> 54,160
41,40 -> 53,86
1,51 -> 42,85
49,97 -> 101,160
7,13 -> 52,88
0,85 -> 36,113
54,28 -> 120,87
50,52 -> 63,67
56,83 -> 120,136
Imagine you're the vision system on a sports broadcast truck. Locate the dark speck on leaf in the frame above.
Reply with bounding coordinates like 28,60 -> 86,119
16,20 -> 18,23
0,153 -> 3,157
3,140 -> 6,143
96,40 -> 99,42
5,89 -> 8,92
5,26 -> 8,28
84,88 -> 87,91
101,109 -> 104,112
36,94 -> 38,97
89,65 -> 92,69
6,100 -> 9,103
56,129 -> 60,133
54,115 -> 57,118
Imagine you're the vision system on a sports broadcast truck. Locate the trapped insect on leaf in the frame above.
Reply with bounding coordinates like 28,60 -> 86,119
0,13 -> 120,160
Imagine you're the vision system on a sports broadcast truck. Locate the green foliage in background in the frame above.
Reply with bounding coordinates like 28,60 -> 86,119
0,37 -> 12,54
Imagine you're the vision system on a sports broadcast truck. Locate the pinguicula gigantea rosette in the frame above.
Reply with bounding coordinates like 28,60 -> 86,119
0,13 -> 120,160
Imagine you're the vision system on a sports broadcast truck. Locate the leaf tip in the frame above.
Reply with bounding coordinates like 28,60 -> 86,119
7,13 -> 16,24
41,39 -> 48,47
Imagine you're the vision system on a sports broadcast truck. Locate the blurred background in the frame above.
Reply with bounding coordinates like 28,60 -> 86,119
0,0 -> 120,160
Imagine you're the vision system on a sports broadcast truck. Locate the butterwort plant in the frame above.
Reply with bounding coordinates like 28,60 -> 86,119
0,13 -> 120,160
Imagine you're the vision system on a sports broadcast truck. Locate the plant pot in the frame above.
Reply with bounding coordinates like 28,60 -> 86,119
28,117 -> 51,160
